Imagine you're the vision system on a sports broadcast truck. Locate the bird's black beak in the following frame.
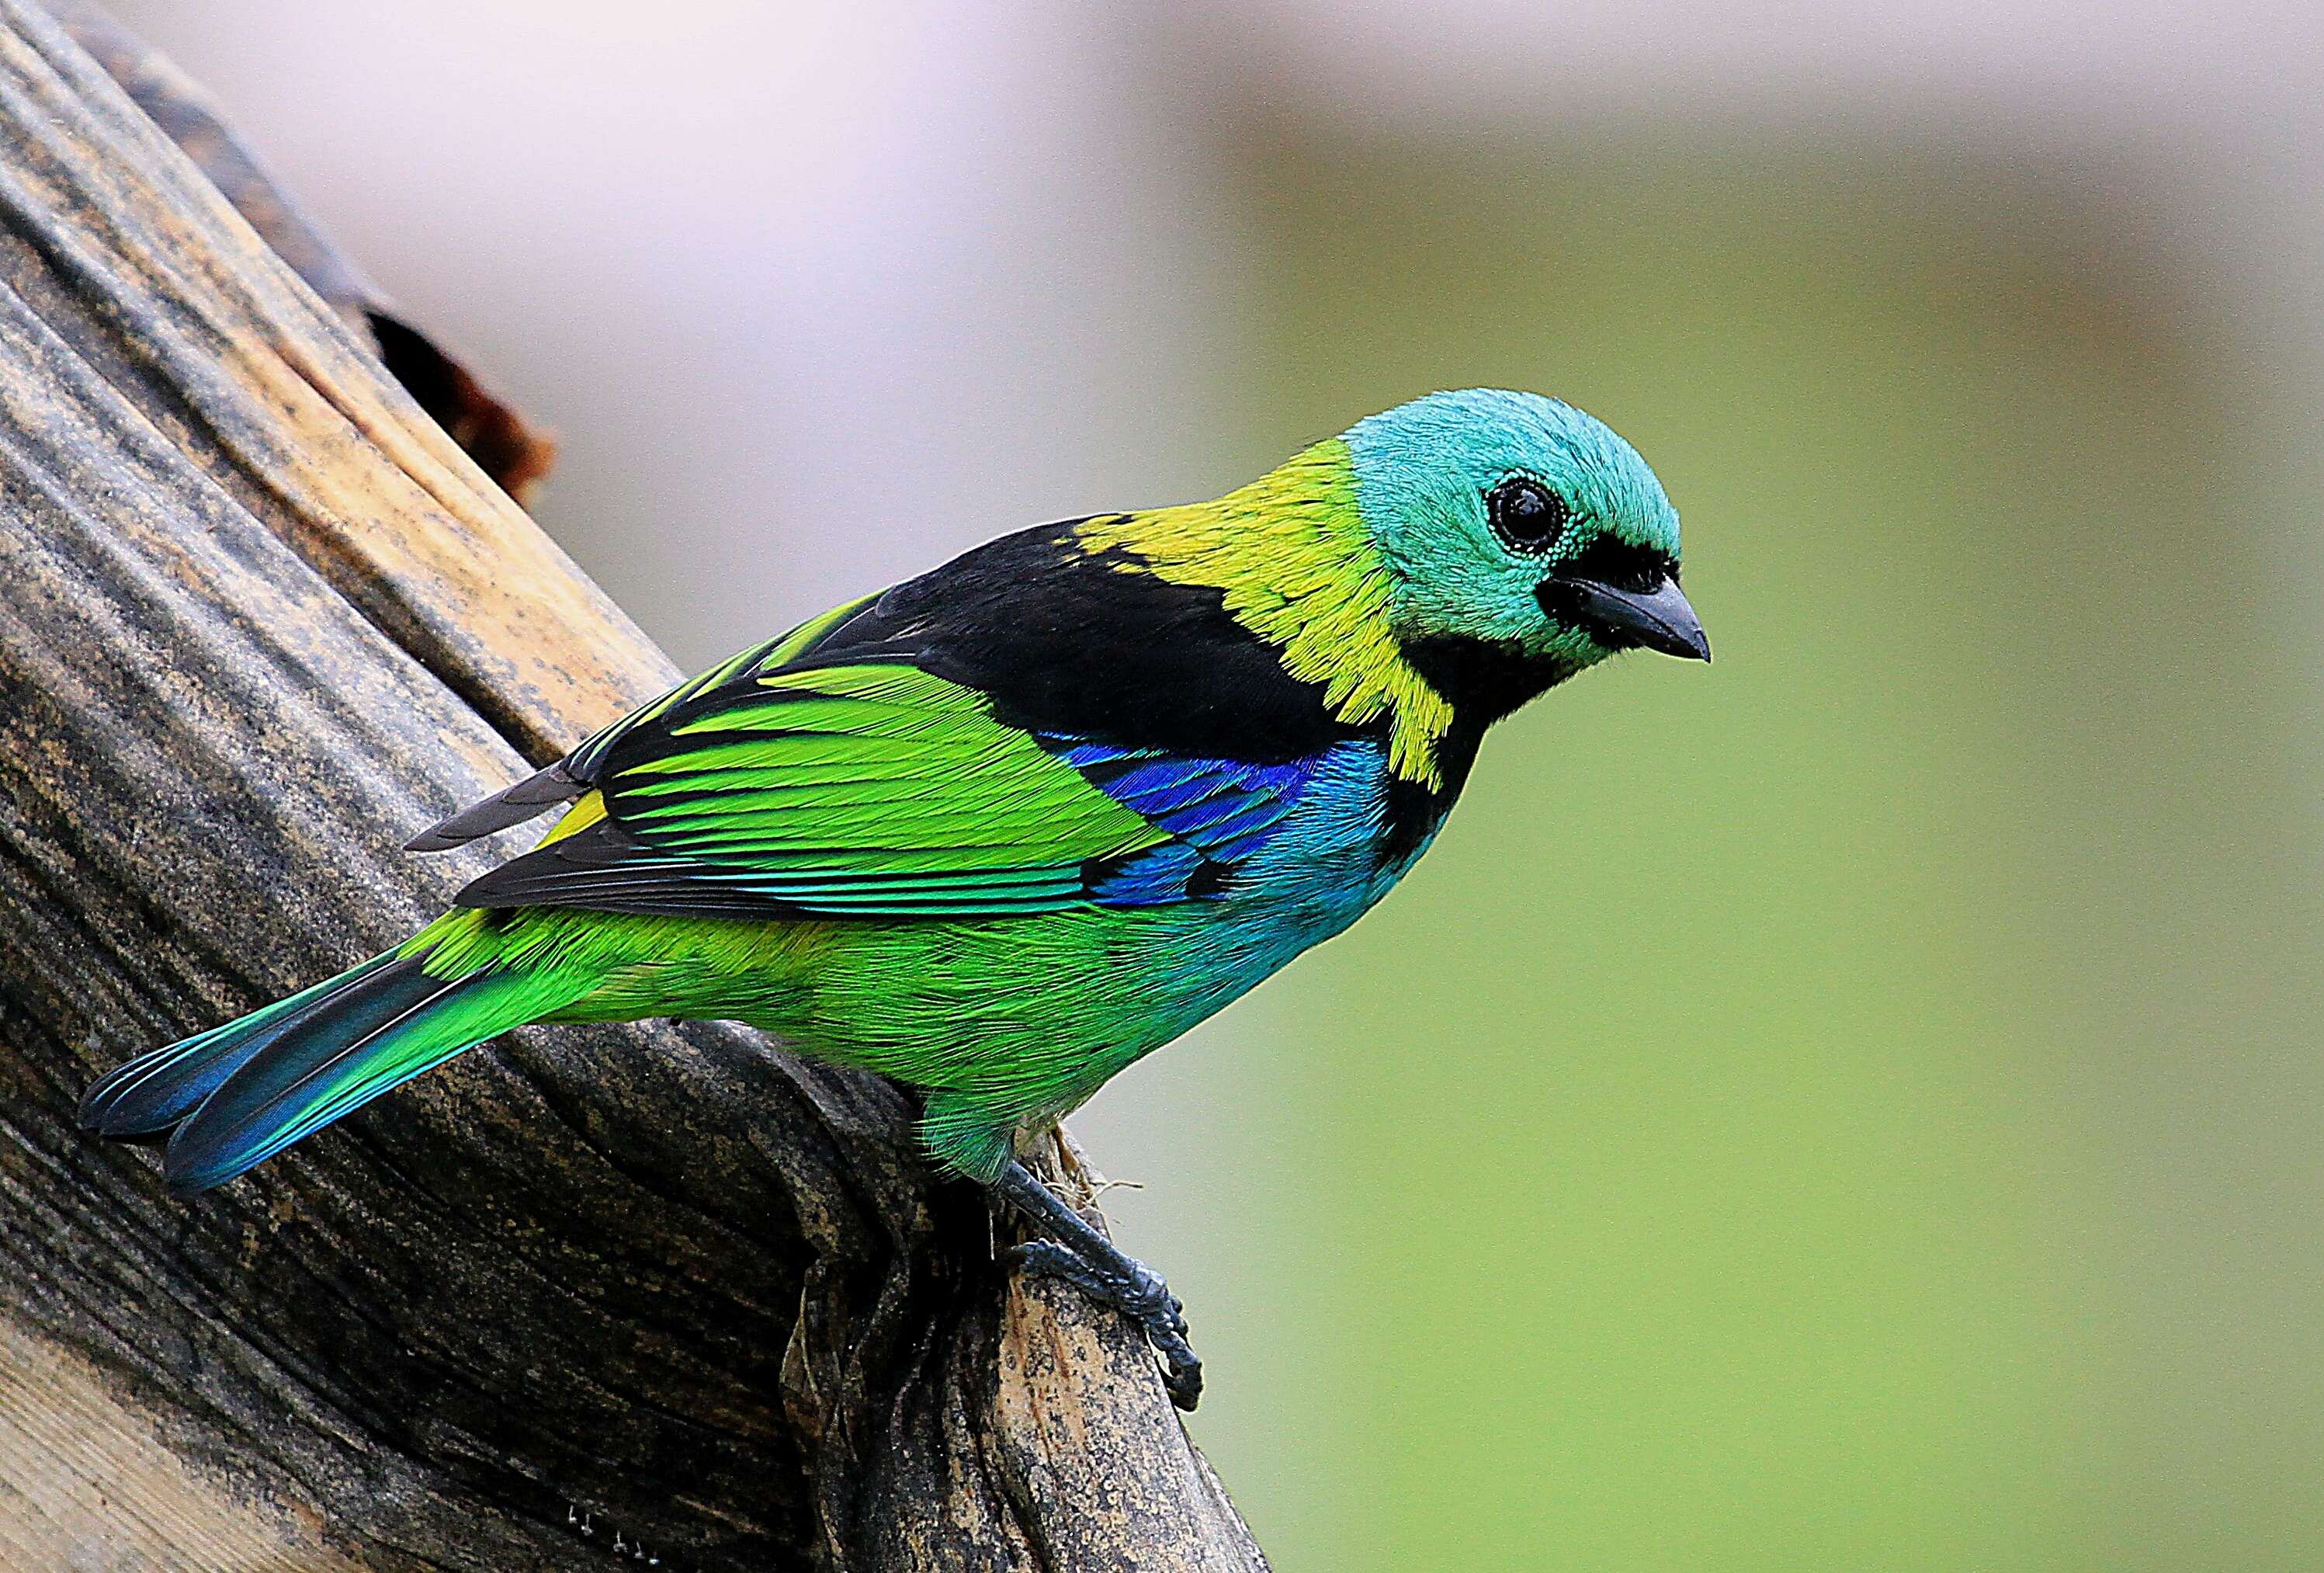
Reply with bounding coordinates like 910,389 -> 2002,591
1540,574 -> 1711,662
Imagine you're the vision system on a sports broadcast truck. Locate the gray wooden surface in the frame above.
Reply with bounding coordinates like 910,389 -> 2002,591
0,4 -> 1264,1566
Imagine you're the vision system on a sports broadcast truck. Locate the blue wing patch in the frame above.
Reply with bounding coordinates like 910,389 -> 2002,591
1049,741 -> 1324,905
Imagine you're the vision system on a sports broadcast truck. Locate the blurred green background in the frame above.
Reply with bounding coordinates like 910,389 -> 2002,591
108,5 -> 2324,1568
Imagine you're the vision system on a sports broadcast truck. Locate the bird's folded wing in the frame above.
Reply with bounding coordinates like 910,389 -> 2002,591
406,593 -> 881,854
452,662 -> 1323,920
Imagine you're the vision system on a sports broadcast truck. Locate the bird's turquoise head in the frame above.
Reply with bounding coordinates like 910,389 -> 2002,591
1345,388 -> 1707,680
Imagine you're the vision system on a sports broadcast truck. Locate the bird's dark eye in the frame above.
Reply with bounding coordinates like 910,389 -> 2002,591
1486,476 -> 1568,554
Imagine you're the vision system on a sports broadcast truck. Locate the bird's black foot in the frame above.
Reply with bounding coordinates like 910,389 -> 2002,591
1008,1238 -> 1202,1408
994,1160 -> 1203,1409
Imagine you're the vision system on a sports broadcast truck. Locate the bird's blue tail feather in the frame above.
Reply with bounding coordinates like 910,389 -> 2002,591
78,950 -> 528,1196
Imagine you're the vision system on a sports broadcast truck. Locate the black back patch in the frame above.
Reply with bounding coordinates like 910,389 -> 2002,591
793,521 -> 1357,761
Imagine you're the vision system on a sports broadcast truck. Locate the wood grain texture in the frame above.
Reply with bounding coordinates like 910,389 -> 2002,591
0,4 -> 1266,1568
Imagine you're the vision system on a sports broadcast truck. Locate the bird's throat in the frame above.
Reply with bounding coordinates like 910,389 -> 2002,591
1398,634 -> 1582,731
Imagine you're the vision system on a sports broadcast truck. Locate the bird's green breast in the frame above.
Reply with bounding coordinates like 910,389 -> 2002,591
779,740 -> 1423,1084
420,736 -> 1438,1178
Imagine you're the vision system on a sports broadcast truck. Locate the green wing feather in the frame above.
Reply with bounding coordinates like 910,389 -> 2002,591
408,592 -> 882,852
456,662 -> 1171,917
565,591 -> 881,779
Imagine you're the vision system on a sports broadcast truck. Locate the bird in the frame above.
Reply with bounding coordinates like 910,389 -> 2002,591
80,387 -> 1708,1408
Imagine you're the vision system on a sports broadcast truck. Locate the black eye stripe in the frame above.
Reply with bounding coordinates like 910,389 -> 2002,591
1556,536 -> 1675,593
1486,477 -> 1568,554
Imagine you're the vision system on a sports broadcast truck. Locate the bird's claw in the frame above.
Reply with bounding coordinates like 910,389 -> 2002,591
1008,1239 -> 1203,1409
